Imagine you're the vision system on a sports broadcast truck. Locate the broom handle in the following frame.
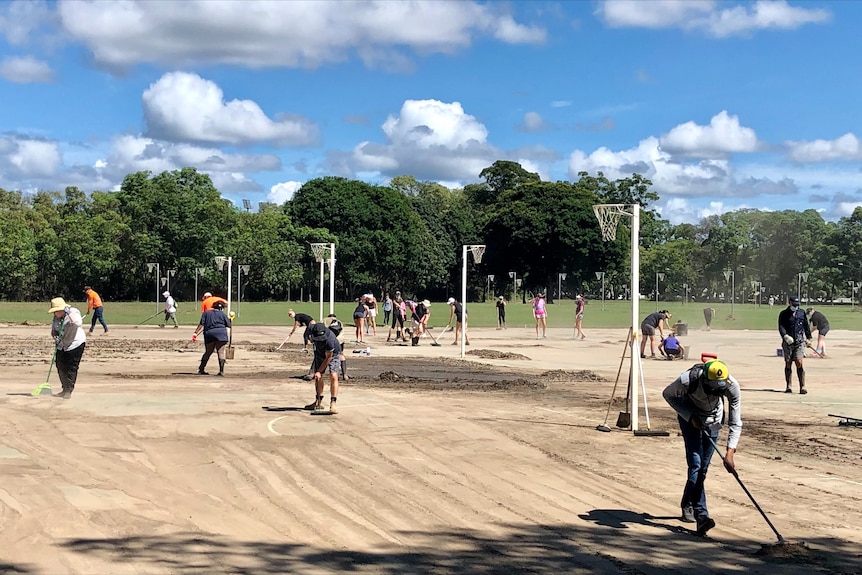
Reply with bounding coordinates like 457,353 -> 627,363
46,319 -> 66,383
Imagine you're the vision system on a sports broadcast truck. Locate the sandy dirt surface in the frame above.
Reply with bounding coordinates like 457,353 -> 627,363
1,321 -> 861,574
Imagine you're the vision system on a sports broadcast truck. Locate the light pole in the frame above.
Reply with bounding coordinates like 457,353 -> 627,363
461,245 -> 486,359
214,256 -> 233,316
655,272 -> 665,311
682,282 -> 689,306
508,271 -> 517,302
487,274 -> 495,300
166,269 -> 176,294
146,263 -> 159,313
797,272 -> 809,302
595,271 -> 605,310
194,267 -> 206,303
724,270 -> 735,318
558,273 -> 567,301
236,264 -> 250,316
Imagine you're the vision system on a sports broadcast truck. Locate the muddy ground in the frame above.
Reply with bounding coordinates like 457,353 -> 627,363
1,324 -> 861,574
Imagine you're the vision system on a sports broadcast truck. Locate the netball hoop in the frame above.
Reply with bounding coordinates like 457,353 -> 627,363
593,204 -> 647,433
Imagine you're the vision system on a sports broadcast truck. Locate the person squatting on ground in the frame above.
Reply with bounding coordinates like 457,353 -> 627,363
304,322 -> 341,414
49,297 -> 87,399
532,292 -> 547,339
447,297 -> 469,345
84,286 -> 108,334
353,297 -> 369,343
778,296 -> 812,394
387,293 -> 406,342
641,310 -> 672,358
575,295 -> 586,340
160,291 -> 179,328
496,296 -> 506,329
193,301 -> 232,376
287,309 -> 315,352
807,307 -> 830,356
659,331 -> 685,360
663,358 -> 742,537
702,307 -> 715,331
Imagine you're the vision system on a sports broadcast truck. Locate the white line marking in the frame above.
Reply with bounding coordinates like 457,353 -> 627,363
267,415 -> 288,436
536,407 -> 573,417
812,475 -> 862,486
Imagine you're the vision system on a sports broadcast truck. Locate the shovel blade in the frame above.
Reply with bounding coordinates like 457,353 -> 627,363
616,412 -> 631,429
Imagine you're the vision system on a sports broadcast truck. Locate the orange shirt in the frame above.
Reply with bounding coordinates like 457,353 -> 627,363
85,289 -> 103,312
201,295 -> 228,312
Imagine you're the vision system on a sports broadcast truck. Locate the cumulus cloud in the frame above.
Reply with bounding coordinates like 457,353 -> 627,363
57,0 -> 545,71
0,55 -> 54,83
345,99 -> 500,181
267,181 -> 303,204
516,112 -> 550,133
0,0 -> 53,45
596,0 -> 830,37
568,135 -> 792,201
0,135 -> 62,178
786,133 -> 862,162
660,111 -> 758,157
143,72 -> 319,146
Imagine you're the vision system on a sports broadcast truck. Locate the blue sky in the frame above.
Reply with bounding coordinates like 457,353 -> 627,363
1,0 -> 860,224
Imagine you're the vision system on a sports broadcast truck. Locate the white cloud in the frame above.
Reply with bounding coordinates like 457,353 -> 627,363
660,111 -> 758,157
348,99 -> 499,182
57,0 -> 545,70
786,133 -> 862,163
0,55 -> 54,83
596,0 -> 830,37
0,0 -> 52,45
0,135 -> 62,178
267,181 -> 303,204
516,111 -> 549,133
551,100 -> 572,108
142,72 -> 319,146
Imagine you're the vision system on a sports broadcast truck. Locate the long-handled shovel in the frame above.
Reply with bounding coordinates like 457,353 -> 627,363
703,431 -> 807,553
598,327 -> 631,432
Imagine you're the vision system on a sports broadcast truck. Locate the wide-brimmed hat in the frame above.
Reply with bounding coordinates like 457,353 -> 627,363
163,291 -> 170,297
48,297 -> 67,313
499,296 -> 504,300
203,292 -> 212,299
422,299 -> 431,307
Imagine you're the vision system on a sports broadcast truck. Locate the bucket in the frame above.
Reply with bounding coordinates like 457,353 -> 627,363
674,321 -> 688,337
776,348 -> 783,357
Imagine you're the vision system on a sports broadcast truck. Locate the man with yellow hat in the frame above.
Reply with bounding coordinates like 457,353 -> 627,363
663,356 -> 742,537
48,297 -> 87,399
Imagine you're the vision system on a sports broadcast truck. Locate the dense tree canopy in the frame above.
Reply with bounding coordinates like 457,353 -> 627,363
1,164 -> 860,307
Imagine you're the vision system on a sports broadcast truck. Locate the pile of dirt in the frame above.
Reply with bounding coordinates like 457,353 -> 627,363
540,370 -> 607,382
379,371 -> 414,382
486,378 -> 547,390
467,349 -> 530,360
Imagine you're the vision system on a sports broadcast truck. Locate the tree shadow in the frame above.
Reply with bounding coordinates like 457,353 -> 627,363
55,520 -> 861,574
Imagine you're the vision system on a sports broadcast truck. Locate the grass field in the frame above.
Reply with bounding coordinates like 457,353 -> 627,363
3,298 -> 859,331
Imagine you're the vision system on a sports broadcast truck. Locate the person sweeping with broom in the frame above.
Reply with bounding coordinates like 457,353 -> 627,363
663,357 -> 742,537
48,297 -> 87,399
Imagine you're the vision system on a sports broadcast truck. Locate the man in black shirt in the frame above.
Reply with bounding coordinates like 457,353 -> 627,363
286,309 -> 315,352
778,296 -> 812,394
806,307 -> 830,357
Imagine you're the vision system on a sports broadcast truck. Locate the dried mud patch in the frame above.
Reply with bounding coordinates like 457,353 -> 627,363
540,370 -> 607,383
467,349 -> 530,360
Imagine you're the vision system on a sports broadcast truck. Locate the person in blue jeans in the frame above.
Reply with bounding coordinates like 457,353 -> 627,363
663,359 -> 742,536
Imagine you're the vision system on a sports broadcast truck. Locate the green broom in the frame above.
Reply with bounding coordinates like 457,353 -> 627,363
32,320 -> 65,396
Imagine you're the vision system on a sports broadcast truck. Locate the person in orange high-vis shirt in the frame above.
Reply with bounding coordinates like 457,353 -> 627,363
83,286 -> 108,334
200,292 -> 228,312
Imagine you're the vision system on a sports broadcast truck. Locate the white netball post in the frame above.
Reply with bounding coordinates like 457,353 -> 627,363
461,245 -> 486,359
311,243 -> 335,321
594,204 -> 642,431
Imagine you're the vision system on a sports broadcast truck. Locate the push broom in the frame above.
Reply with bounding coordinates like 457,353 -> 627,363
32,321 -> 65,396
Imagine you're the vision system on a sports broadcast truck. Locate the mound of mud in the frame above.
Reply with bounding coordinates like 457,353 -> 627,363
486,378 -> 546,390
540,370 -> 607,382
379,371 -> 413,382
467,349 -> 530,360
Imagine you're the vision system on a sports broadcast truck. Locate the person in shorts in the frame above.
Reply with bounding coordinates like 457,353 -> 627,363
305,322 -> 341,413
575,294 -> 586,340
352,297 -> 369,343
287,309 -> 315,352
447,297 -> 469,345
641,310 -> 671,358
807,307 -> 830,356
496,296 -> 506,329
702,307 -> 715,331
778,296 -> 811,394
365,293 -> 378,336
532,292 -> 547,339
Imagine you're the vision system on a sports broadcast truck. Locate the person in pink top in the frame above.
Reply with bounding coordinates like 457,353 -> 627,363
532,292 -> 547,339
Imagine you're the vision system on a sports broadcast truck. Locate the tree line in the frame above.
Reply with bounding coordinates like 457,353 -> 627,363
1,162 -> 861,305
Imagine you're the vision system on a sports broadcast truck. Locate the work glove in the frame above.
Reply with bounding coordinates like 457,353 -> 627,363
192,333 -> 198,342
806,339 -> 812,345
64,306 -> 71,314
783,334 -> 794,345
229,311 -> 236,320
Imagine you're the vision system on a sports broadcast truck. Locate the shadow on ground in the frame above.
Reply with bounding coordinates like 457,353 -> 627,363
54,520 -> 860,575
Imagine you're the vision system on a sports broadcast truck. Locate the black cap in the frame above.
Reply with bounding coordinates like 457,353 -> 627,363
311,323 -> 328,341
789,296 -> 800,305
